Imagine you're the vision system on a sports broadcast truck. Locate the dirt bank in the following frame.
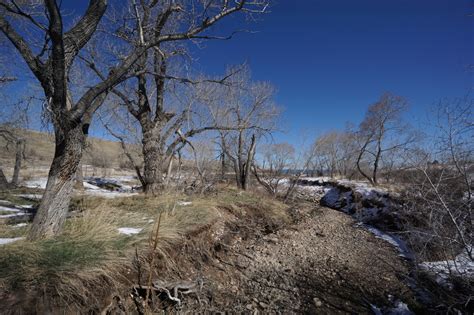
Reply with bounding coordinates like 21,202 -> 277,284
150,203 -> 415,314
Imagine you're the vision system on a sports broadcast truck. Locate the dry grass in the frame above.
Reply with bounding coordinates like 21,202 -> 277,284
0,187 -> 291,312
0,209 -> 130,312
0,128 -> 131,170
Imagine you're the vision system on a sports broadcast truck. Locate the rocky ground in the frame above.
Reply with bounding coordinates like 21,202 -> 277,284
161,203 -> 415,314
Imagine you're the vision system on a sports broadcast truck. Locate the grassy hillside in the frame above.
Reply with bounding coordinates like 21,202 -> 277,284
0,129 -> 131,169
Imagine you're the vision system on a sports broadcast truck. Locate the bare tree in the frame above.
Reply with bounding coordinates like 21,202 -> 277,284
0,91 -> 29,188
0,0 -> 266,239
355,92 -> 415,185
184,137 -> 219,194
400,98 -> 472,311
83,1 -> 268,195
253,142 -> 295,195
209,67 -> 280,190
308,129 -> 359,179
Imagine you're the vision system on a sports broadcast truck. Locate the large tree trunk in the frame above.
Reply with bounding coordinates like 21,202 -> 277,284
142,127 -> 165,195
28,125 -> 87,240
11,138 -> 25,186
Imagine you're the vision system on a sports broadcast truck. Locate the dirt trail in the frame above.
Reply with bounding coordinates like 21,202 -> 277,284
179,205 -> 414,314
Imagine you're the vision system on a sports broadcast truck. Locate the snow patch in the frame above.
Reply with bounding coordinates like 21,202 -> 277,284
18,204 -> 34,209
14,223 -> 28,228
387,301 -> 412,315
419,248 -> 474,286
83,182 -> 103,190
0,237 -> 24,245
118,227 -> 142,235
358,223 -> 412,259
177,201 -> 192,206
85,191 -> 139,199
15,194 -> 42,200
370,300 -> 413,315
23,178 -> 47,189
0,206 -> 21,213
0,211 -> 29,218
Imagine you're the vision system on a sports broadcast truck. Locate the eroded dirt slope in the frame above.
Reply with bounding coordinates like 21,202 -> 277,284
173,205 -> 414,314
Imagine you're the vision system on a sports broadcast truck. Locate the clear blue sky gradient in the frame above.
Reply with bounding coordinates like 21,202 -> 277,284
5,0 -> 474,145
190,0 -> 473,144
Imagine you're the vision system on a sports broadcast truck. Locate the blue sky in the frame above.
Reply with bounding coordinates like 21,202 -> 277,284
3,0 -> 473,145
190,0 -> 473,144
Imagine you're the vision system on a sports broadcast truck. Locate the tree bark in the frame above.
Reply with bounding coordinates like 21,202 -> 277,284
74,160 -> 84,190
11,138 -> 24,186
0,168 -> 9,190
372,140 -> 382,185
28,124 -> 87,240
242,134 -> 256,190
220,151 -> 226,181
142,127 -> 165,195
356,139 -> 375,185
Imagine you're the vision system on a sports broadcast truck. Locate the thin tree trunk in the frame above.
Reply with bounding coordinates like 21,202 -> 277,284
372,139 -> 382,185
356,140 -> 374,185
164,155 -> 173,186
220,151 -> 226,181
74,160 -> 84,190
11,138 -> 24,186
242,134 -> 256,190
0,168 -> 9,190
28,125 -> 86,240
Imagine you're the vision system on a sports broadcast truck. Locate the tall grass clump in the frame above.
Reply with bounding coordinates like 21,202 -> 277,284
0,209 -> 131,312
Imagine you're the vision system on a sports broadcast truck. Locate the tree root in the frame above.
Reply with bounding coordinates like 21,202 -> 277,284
133,278 -> 203,307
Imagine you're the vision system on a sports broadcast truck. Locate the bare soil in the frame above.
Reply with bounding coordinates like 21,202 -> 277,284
150,203 -> 415,314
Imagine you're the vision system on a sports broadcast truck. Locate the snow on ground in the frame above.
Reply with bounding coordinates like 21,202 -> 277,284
177,201 -> 192,206
357,223 -> 413,259
387,301 -> 412,315
294,177 -> 413,260
81,177 -> 140,198
20,175 -> 140,199
0,237 -> 24,245
85,177 -> 135,191
23,178 -> 48,189
370,300 -> 413,315
83,182 -> 103,190
299,177 -> 394,224
107,175 -> 137,182
0,205 -> 29,219
296,185 -> 332,199
419,248 -> 474,286
298,176 -> 333,183
13,223 -> 28,228
0,206 -> 21,213
118,227 -> 142,235
15,194 -> 43,200
84,190 -> 139,198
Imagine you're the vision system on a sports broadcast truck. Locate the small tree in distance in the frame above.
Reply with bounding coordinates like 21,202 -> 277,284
253,142 -> 295,196
355,92 -> 416,185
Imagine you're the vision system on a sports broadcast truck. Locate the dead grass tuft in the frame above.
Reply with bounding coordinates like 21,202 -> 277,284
0,208 -> 130,312
0,187 -> 291,313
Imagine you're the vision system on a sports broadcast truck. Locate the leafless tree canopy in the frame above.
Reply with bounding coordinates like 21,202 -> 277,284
205,66 -> 280,190
355,92 -> 415,185
0,0 -> 269,239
